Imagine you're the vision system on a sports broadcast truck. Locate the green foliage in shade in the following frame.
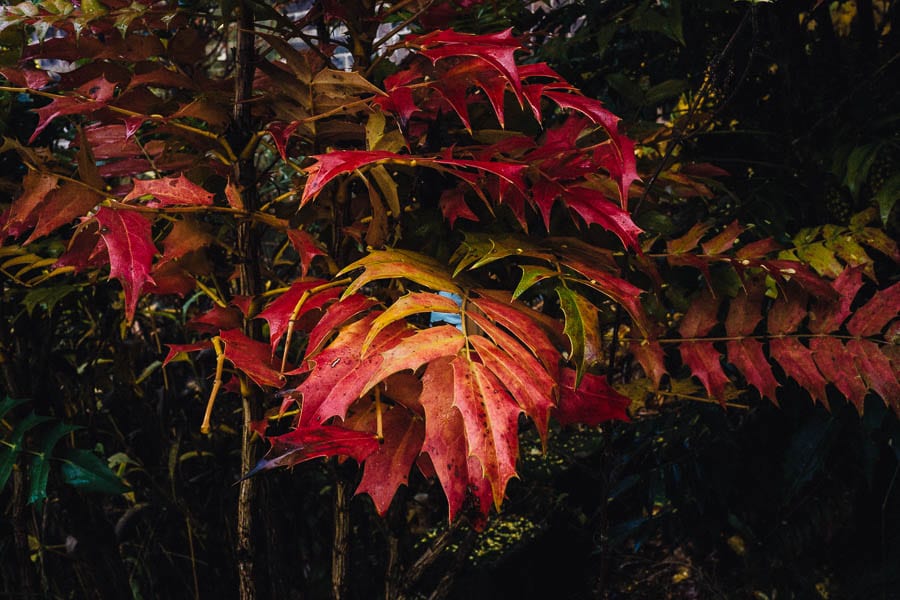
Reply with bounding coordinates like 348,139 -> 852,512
27,421 -> 80,505
59,449 -> 130,495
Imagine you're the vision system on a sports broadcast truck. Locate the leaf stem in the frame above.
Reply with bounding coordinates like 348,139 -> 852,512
200,336 -> 226,434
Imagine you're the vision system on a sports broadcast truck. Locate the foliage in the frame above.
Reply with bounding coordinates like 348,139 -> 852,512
0,0 -> 898,598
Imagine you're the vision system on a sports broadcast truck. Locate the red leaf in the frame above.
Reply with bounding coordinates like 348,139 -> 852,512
304,294 -> 378,360
30,76 -> 117,142
563,256 -> 651,336
163,341 -> 212,366
187,305 -> 243,335
450,356 -> 521,510
53,225 -> 105,272
701,221 -> 744,255
469,333 -> 556,444
562,186 -> 643,251
629,340 -> 667,390
439,187 -> 479,228
846,281 -> 900,336
680,342 -> 729,400
256,279 -> 330,352
811,337 -> 867,411
219,329 -> 285,389
809,267 -> 864,334
25,184 -> 103,244
123,175 -> 214,208
3,170 -> 58,238
420,357 -> 469,521
556,369 -> 630,426
767,283 -> 809,335
769,337 -> 829,407
726,340 -> 779,402
94,207 -> 157,323
679,289 -> 720,338
245,425 -> 379,477
725,279 -> 765,337
286,229 -> 327,278
302,150 -> 400,206
414,29 -> 524,101
293,315 -> 412,425
542,91 -> 638,204
347,402 -> 425,515
470,293 -> 560,377
363,325 -> 465,392
158,219 -> 214,265
847,339 -> 900,416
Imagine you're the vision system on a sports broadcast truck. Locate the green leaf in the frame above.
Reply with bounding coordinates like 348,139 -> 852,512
873,173 -> 900,226
0,396 -> 28,420
59,449 -> 129,495
512,266 -> 558,300
28,421 -> 80,504
795,241 -> 843,278
644,79 -> 689,105
1,412 -> 52,492
843,143 -> 880,200
451,233 -> 554,277
556,286 -> 602,386
21,284 -> 78,316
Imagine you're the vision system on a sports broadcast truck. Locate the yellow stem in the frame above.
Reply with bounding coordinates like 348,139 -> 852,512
200,336 -> 226,434
279,278 -> 352,373
374,388 -> 383,441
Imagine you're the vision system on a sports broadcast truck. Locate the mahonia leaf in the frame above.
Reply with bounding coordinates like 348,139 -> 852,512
725,279 -> 765,336
678,289 -> 720,338
292,315 -> 411,425
847,339 -> 900,416
450,356 -> 521,510
123,175 -> 214,208
3,170 -> 58,238
470,292 -> 560,376
556,286 -> 602,385
556,369 -> 630,426
412,29 -> 525,101
301,150 -> 399,206
25,183 -> 103,244
338,249 -> 462,297
244,425 -> 379,478
31,76 -> 117,142
629,340 -> 667,390
680,342 -> 729,401
563,186 -> 643,251
809,268 -> 864,334
304,295 -> 379,361
769,337 -> 829,407
846,281 -> 900,336
158,219 -> 215,265
363,325 -> 465,394
726,340 -> 779,402
811,337 -> 867,411
94,207 -> 156,324
667,222 -> 712,255
346,401 -> 425,516
420,357 -> 469,521
512,265 -> 558,299
256,279 -> 332,352
439,187 -> 479,228
701,221 -> 744,255
188,306 -> 243,335
561,255 -> 651,336
468,327 -> 555,444
286,230 -> 327,278
362,292 -> 460,355
219,329 -> 285,389
767,282 -> 809,335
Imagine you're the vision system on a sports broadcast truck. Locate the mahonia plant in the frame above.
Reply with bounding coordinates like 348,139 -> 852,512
0,0 -> 897,526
